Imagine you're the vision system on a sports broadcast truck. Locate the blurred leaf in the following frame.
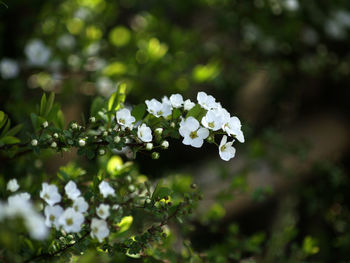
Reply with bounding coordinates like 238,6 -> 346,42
117,216 -> 133,233
103,62 -> 127,76
90,97 -> 105,117
40,93 -> 47,116
5,124 -> 23,137
109,26 -> 131,47
0,136 -> 20,146
186,104 -> 207,120
131,104 -> 146,122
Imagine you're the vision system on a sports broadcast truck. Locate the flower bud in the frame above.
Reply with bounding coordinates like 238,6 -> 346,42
53,133 -> 59,139
161,140 -> 169,149
170,122 -> 175,128
206,135 -> 215,143
146,143 -> 153,150
128,185 -> 135,192
126,175 -> 132,183
68,139 -> 74,145
103,131 -> 108,137
145,198 -> 152,204
89,117 -> 96,123
51,142 -> 57,148
71,123 -> 78,129
78,139 -> 86,147
114,136 -> 121,143
42,121 -> 48,128
99,149 -> 106,155
155,128 -> 163,135
31,139 -> 38,146
151,152 -> 160,159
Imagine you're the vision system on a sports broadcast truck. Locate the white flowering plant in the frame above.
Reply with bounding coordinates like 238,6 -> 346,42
0,89 -> 244,262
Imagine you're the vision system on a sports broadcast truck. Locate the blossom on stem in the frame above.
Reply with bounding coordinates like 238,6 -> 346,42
116,108 -> 135,128
96,204 -> 110,220
65,180 -> 81,200
40,183 -> 61,206
201,109 -> 225,131
169,94 -> 184,108
59,207 -> 84,233
145,99 -> 172,118
218,135 -> 236,161
44,205 -> 64,229
99,181 -> 115,198
137,124 -> 152,142
197,91 -> 219,110
179,117 -> 209,148
90,218 -> 110,242
73,197 -> 89,213
7,179 -> 19,192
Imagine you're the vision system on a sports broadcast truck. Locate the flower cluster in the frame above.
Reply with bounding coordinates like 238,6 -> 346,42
114,91 -> 244,161
0,178 -> 120,243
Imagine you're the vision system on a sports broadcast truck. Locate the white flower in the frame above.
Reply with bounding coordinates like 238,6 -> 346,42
183,99 -> 195,111
0,58 -> 19,79
25,39 -> 51,66
65,181 -> 81,200
116,108 -> 135,129
112,204 -> 120,210
137,124 -> 152,142
25,212 -> 48,240
90,218 -> 110,242
222,116 -> 245,143
44,205 -> 63,229
201,109 -> 225,131
57,34 -> 76,50
169,94 -> 184,108
40,183 -> 61,206
73,197 -> 89,213
6,192 -> 32,217
219,135 -> 236,161
78,139 -> 86,147
59,208 -> 84,233
145,99 -> 172,118
99,181 -> 115,198
7,179 -> 19,192
51,142 -> 57,148
179,117 -> 209,148
197,91 -> 219,110
161,140 -> 169,149
96,204 -> 110,220
31,139 -> 38,146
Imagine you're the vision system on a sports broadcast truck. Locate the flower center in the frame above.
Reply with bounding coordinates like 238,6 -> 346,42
208,122 -> 215,128
190,131 -> 198,139
93,227 -> 98,234
74,205 -> 78,212
220,145 -> 226,152
98,209 -> 104,216
119,119 -> 125,124
157,110 -> 163,116
44,193 -> 50,200
66,218 -> 73,226
49,215 -> 55,222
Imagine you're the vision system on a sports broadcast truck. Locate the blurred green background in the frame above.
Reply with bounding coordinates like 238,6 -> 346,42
1,0 -> 349,262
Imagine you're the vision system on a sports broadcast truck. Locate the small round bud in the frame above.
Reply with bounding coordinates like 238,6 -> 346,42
108,128 -> 112,133
31,139 -> 38,146
99,149 -> 106,155
68,139 -> 74,145
126,175 -> 132,183
128,185 -> 135,192
51,142 -> 57,148
114,136 -> 121,143
103,131 -> 108,137
89,117 -> 96,123
155,128 -> 163,135
206,135 -> 215,143
42,121 -> 48,128
161,140 -> 169,149
78,139 -> 86,147
170,122 -> 175,128
190,183 -> 197,189
146,143 -> 153,151
71,123 -> 78,129
151,152 -> 160,160
145,198 -> 152,204
53,133 -> 59,139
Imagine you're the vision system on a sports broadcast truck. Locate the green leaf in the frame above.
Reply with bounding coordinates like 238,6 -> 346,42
90,97 -> 105,117
108,84 -> 127,111
55,110 -> 65,129
186,104 -> 207,120
5,124 -> 23,137
30,113 -> 38,131
0,111 -> 5,128
152,181 -> 172,201
0,118 -> 10,137
45,92 -> 55,117
131,103 -> 146,122
40,93 -> 47,116
172,108 -> 182,120
0,136 -> 20,145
